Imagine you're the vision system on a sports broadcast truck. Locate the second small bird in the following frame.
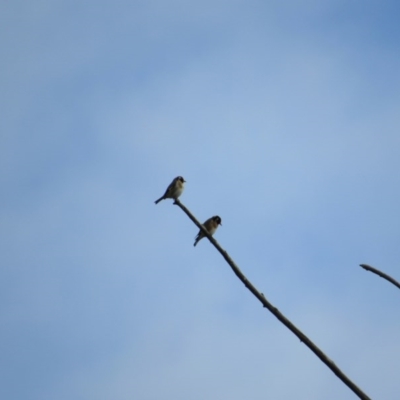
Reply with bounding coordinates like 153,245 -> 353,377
194,216 -> 222,246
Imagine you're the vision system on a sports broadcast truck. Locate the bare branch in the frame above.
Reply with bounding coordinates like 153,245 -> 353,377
173,199 -> 372,400
359,264 -> 400,290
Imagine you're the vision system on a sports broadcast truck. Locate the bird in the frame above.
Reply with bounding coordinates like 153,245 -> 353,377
194,216 -> 222,246
154,176 -> 186,204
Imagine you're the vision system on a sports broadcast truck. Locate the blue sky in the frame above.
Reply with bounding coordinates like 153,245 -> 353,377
1,1 -> 400,399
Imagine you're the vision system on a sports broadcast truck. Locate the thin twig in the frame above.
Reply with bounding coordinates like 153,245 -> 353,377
174,199 -> 372,400
359,264 -> 400,290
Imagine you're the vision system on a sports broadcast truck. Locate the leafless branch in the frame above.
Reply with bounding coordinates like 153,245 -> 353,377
359,264 -> 400,290
173,199 -> 372,400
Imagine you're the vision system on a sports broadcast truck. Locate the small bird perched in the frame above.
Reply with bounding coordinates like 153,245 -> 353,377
154,176 -> 186,204
194,216 -> 222,246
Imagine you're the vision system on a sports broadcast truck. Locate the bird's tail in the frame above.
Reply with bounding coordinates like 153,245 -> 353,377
154,197 -> 164,204
193,233 -> 201,247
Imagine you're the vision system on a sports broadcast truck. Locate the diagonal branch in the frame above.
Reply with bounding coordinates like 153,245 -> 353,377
174,199 -> 372,400
359,264 -> 400,290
